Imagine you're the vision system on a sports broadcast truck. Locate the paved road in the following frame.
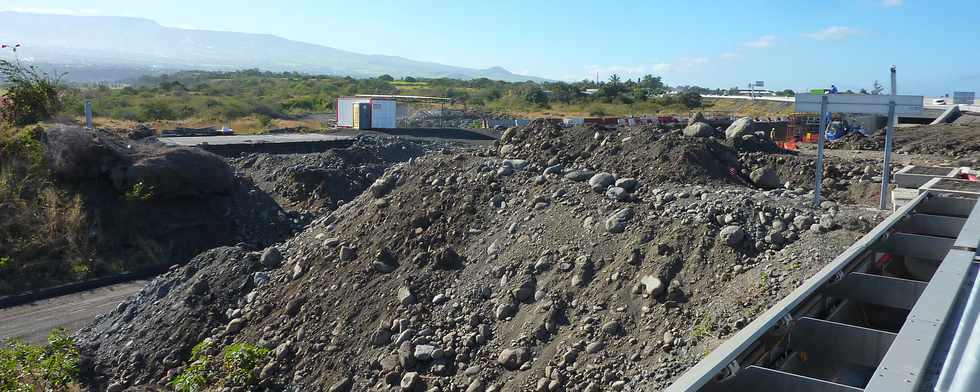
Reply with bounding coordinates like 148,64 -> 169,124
0,281 -> 146,344
159,133 -> 353,147
159,129 -> 497,150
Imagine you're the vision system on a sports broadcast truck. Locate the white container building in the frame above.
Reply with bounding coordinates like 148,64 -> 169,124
336,97 -> 397,129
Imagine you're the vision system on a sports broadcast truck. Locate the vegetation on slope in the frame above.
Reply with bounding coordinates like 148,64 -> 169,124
0,58 -> 99,294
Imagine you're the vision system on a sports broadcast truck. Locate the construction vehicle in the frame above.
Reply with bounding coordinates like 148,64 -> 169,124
790,112 -> 886,142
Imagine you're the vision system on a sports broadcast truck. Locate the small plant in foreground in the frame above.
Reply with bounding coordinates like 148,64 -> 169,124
0,328 -> 81,390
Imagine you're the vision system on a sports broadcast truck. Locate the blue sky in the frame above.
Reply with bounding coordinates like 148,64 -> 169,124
3,0 -> 978,95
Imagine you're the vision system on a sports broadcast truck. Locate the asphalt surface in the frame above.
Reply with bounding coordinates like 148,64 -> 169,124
331,128 -> 498,144
158,133 -> 353,147
0,280 -> 146,344
159,129 -> 498,150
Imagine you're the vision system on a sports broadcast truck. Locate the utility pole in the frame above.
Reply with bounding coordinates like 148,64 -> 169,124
814,95 -> 828,207
84,99 -> 93,129
879,66 -> 898,210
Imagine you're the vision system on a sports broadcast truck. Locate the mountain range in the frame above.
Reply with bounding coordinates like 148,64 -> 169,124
0,11 -> 547,83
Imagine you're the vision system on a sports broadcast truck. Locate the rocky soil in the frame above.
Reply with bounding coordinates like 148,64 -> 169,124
76,118 -> 891,391
229,137 -> 429,214
827,120 -> 980,163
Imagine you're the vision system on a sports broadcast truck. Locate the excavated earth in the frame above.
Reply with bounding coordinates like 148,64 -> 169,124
76,120 -> 895,392
229,137 -> 429,214
828,119 -> 980,163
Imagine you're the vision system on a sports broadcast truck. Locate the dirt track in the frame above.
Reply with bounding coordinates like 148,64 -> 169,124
0,281 -> 146,344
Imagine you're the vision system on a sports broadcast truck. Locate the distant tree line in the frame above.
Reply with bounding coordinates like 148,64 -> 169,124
53,69 -> 721,123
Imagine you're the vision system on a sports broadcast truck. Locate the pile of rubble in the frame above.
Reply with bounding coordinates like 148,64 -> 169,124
229,137 -> 428,213
400,109 -> 515,130
894,122 -> 980,160
76,119 -> 887,391
827,131 -> 885,151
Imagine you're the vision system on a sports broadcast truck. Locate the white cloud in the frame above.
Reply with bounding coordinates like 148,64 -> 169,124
586,64 -> 647,76
677,57 -> 709,68
880,0 -> 903,7
741,35 -> 777,49
582,57 -> 709,80
7,7 -> 100,15
650,58 -> 709,73
803,26 -> 863,40
719,52 -> 741,60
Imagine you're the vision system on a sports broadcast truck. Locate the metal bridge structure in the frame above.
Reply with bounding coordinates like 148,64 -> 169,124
666,177 -> 980,392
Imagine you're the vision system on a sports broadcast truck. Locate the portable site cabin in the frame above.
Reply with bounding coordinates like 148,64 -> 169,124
336,97 -> 397,129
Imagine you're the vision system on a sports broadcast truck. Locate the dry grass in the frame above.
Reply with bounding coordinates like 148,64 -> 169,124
701,98 -> 794,118
0,127 -> 93,294
82,115 -> 325,135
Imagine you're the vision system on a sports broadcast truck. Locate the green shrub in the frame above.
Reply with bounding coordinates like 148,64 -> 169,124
123,182 -> 154,201
140,100 -> 178,120
171,340 -> 269,391
0,59 -> 64,126
222,343 -> 269,387
0,329 -> 81,390
170,340 -> 213,392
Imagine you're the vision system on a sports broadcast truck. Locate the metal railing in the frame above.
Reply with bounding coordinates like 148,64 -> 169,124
666,187 -> 980,392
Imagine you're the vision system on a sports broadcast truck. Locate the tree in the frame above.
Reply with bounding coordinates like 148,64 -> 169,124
778,89 -> 795,97
859,88 -> 869,94
403,76 -> 417,83
608,74 -> 622,85
522,85 -> 549,106
377,74 -> 394,82
639,74 -> 666,93
547,82 -> 580,104
871,80 -> 884,95
631,87 -> 649,102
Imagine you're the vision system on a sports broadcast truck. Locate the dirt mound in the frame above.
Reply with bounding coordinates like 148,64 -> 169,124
498,120 -> 786,187
78,138 -> 885,391
230,137 -> 428,213
824,121 -> 980,159
826,131 -> 884,151
893,122 -> 980,158
77,246 -> 260,386
46,126 -> 234,198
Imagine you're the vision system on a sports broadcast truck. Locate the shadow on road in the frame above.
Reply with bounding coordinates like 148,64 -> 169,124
341,128 -> 498,142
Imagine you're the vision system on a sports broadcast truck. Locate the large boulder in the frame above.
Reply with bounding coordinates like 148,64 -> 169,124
683,122 -> 714,137
719,225 -> 745,246
588,172 -> 616,192
497,348 -> 530,370
564,170 -> 594,182
605,208 -> 634,233
725,117 -> 755,140
750,167 -> 781,189
368,176 -> 397,198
